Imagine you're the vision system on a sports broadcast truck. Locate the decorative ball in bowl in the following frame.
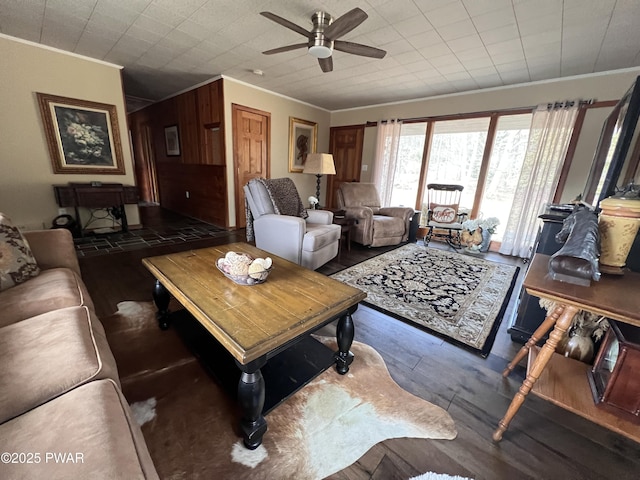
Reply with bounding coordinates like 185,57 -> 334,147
216,251 -> 273,286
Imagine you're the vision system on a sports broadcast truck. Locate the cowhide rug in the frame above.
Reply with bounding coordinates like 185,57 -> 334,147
330,243 -> 519,356
104,301 -> 457,480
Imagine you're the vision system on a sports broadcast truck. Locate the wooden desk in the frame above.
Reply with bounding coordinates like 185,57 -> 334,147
495,253 -> 640,442
142,242 -> 367,449
53,183 -> 138,235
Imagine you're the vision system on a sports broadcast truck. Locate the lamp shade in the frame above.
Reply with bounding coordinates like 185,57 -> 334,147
303,153 -> 336,175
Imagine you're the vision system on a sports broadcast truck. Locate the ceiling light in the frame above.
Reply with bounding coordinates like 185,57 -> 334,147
308,45 -> 332,59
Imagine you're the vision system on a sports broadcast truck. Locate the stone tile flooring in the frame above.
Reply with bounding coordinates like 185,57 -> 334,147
73,219 -> 228,257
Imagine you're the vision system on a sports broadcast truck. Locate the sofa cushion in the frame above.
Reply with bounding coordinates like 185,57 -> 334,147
0,306 -> 119,424
0,213 -> 40,292
0,379 -> 159,479
0,267 -> 93,328
303,224 -> 341,252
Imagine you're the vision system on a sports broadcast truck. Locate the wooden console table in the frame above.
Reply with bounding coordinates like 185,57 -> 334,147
496,253 -> 640,442
53,183 -> 138,235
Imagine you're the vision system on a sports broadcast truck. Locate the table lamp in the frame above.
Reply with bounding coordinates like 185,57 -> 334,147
302,153 -> 336,207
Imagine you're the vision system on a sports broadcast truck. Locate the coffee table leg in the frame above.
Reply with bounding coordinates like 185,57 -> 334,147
152,280 -> 171,330
237,358 -> 268,449
335,311 -> 355,375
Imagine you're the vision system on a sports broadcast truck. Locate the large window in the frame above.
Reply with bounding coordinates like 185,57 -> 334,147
388,112 -> 532,243
481,114 -> 532,241
389,123 -> 426,207
424,117 -> 490,210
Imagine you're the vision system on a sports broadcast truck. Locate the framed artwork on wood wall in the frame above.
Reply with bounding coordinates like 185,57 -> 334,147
289,117 -> 317,173
36,92 -> 125,174
164,125 -> 181,156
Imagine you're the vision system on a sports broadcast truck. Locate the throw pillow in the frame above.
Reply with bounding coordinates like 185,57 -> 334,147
430,204 -> 459,224
0,214 -> 40,292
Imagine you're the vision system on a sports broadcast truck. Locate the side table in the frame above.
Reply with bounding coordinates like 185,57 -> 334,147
333,212 -> 355,261
495,253 -> 640,443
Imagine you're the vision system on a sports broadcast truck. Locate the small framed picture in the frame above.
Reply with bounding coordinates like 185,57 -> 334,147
288,117 -> 317,173
164,125 -> 180,156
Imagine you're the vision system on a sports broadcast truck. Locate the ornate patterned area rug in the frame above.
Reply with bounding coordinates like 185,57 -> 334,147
105,301 -> 457,480
330,243 -> 519,356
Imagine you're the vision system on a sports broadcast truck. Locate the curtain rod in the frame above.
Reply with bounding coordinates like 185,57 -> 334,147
366,98 -> 599,126
547,99 -> 596,109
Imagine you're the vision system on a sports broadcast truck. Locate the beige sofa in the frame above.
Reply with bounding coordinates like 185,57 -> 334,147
0,227 -> 158,479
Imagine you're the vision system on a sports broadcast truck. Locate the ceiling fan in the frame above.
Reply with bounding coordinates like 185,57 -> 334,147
260,7 -> 386,73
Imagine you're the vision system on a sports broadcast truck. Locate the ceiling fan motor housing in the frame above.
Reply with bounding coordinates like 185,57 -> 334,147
309,11 -> 333,58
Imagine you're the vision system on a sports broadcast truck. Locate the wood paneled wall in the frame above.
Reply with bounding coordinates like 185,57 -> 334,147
128,79 -> 228,228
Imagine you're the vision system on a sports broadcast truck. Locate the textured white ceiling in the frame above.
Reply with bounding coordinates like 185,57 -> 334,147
2,0 -> 639,111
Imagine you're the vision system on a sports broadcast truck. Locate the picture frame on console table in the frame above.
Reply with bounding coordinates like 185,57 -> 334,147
289,117 -> 317,173
36,93 -> 125,175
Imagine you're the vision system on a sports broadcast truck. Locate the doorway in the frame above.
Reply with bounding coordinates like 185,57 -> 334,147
232,104 -> 271,228
327,125 -> 364,209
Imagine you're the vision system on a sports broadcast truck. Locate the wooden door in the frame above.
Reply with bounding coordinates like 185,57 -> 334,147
232,104 -> 270,228
327,125 -> 364,209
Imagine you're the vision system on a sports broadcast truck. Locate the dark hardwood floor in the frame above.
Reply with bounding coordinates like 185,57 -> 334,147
79,207 -> 640,480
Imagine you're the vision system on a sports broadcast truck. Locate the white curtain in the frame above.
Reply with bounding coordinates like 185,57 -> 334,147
499,102 -> 580,258
372,119 -> 402,206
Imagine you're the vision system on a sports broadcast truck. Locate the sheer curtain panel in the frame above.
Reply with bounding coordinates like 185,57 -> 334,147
499,102 -> 579,258
373,119 -> 402,207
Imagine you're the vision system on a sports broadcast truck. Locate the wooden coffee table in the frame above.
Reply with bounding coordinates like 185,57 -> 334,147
142,242 -> 366,449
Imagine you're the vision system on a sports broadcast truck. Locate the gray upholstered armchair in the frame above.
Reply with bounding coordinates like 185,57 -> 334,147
244,178 -> 341,270
336,182 -> 415,247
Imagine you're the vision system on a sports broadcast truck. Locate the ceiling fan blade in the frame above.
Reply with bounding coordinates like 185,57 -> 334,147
334,40 -> 387,59
262,43 -> 308,55
318,56 -> 333,73
260,12 -> 310,38
323,7 -> 368,40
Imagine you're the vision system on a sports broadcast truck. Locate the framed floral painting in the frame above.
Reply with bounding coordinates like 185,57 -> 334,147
37,93 -> 125,174
288,117 -> 317,173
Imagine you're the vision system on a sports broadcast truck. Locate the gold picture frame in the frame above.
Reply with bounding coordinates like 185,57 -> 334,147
288,117 -> 317,173
37,92 -> 125,174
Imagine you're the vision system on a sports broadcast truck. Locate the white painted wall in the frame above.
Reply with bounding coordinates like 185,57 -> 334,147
0,35 -> 139,230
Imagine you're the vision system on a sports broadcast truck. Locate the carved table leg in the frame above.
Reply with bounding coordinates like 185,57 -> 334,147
493,304 -> 579,442
502,303 -> 564,377
335,311 -> 355,375
152,280 -> 171,330
236,358 -> 267,449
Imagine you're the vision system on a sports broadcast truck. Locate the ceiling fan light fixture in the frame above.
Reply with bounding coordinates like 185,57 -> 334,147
308,45 -> 332,58
261,8 -> 386,72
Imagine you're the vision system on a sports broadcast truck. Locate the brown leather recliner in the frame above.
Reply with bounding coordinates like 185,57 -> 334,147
336,183 -> 414,247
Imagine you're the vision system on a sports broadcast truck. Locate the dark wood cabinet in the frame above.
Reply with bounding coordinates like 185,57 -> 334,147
507,210 -> 570,343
